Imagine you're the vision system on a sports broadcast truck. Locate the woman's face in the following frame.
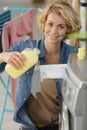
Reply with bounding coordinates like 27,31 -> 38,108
44,12 -> 69,44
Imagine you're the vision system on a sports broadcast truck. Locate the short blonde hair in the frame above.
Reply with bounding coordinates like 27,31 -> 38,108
37,0 -> 81,34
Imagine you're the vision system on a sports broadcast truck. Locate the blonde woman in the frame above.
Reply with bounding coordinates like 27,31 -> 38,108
0,0 -> 81,130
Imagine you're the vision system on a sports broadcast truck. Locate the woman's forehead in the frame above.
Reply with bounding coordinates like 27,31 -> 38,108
47,12 -> 66,24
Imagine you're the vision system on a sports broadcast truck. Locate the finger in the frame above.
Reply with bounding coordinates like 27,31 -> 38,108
12,54 -> 25,66
10,52 -> 26,66
7,56 -> 24,69
7,58 -> 22,69
14,52 -> 26,61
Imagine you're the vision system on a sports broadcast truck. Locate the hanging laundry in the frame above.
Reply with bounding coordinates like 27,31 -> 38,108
2,8 -> 34,50
0,10 -> 11,52
2,8 -> 34,109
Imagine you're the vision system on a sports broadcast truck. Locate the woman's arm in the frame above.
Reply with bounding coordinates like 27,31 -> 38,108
0,39 -> 30,72
0,39 -> 37,72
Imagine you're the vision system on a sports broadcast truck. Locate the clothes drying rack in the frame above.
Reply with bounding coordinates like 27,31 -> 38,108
0,74 -> 14,130
0,6 -> 41,130
3,6 -> 41,14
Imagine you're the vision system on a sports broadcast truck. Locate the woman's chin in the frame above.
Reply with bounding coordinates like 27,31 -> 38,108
49,38 -> 58,43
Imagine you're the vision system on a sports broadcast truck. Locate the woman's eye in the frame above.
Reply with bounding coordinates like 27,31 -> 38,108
58,25 -> 65,30
48,23 -> 53,27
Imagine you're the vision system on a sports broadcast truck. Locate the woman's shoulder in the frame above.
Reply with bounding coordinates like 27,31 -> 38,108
20,38 -> 40,49
11,38 -> 43,52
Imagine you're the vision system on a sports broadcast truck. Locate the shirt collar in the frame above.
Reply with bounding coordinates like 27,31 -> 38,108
39,37 -> 46,59
38,38 -> 70,64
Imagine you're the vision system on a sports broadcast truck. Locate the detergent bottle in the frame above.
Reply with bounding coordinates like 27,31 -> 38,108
77,47 -> 86,60
5,48 -> 40,79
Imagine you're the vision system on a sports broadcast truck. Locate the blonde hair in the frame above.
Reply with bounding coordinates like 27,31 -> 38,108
37,0 -> 81,34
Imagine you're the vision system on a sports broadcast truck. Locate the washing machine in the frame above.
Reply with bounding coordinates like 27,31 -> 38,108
61,54 -> 87,130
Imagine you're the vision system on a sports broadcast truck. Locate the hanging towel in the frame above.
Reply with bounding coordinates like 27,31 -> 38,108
2,8 -> 34,109
0,10 -> 11,31
2,8 -> 34,50
0,10 -> 11,52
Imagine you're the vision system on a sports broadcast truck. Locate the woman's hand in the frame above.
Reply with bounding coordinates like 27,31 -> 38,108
0,51 -> 26,69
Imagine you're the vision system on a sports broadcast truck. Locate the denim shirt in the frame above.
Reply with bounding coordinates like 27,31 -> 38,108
0,38 -> 77,129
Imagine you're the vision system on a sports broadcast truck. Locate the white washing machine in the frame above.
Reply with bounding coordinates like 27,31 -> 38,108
31,53 -> 87,130
61,54 -> 87,130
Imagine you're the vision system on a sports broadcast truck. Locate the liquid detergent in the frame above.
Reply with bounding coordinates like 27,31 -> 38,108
77,47 -> 86,60
5,48 -> 40,79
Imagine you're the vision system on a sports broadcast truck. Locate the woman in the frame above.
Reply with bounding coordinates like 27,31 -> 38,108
0,0 -> 81,130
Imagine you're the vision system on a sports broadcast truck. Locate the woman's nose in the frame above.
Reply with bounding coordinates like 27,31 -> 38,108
52,27 -> 58,34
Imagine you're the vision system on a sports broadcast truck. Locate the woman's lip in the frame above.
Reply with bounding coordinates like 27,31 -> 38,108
49,35 -> 58,39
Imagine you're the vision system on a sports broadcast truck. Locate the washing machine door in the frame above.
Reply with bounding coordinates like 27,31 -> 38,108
61,102 -> 69,130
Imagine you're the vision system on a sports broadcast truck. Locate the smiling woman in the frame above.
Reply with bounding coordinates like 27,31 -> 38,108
37,0 -> 81,47
0,0 -> 82,130
44,13 -> 68,41
37,0 -> 81,33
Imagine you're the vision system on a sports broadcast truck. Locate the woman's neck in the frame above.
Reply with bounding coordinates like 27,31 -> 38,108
44,40 -> 61,64
44,40 -> 61,56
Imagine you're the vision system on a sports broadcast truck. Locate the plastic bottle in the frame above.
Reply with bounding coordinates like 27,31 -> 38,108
77,47 -> 86,60
5,48 -> 40,79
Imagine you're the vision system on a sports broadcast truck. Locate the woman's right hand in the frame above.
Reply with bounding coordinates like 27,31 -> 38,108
0,51 -> 26,69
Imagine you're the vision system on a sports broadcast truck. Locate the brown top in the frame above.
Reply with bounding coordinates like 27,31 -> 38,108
25,79 -> 60,127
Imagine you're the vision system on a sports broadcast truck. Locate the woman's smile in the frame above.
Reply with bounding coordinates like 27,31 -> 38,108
49,34 -> 58,39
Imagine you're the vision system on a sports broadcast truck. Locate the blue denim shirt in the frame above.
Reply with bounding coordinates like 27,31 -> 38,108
0,38 -> 77,129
